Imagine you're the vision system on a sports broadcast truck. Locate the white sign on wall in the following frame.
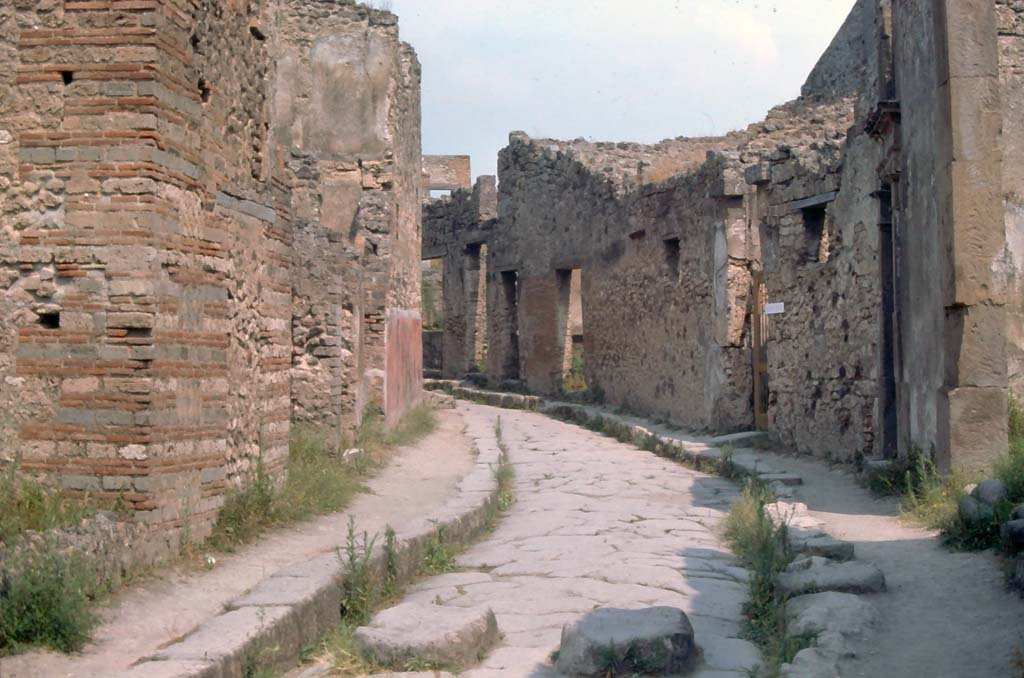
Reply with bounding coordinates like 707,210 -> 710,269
765,302 -> 786,316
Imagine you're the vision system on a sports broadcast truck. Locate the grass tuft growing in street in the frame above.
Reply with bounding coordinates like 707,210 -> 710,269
723,480 -> 807,678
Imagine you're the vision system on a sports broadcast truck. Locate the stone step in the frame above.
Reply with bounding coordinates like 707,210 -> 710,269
354,602 -> 499,670
778,556 -> 886,597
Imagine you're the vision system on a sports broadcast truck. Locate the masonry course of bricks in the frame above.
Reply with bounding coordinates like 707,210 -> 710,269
0,0 -> 423,564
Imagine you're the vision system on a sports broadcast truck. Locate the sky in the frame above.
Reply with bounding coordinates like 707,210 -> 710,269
384,0 -> 858,181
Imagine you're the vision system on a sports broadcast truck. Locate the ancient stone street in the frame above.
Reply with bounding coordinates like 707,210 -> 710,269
401,403 -> 759,677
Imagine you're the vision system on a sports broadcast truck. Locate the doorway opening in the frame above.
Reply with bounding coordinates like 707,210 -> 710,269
878,184 -> 899,457
464,243 -> 488,372
557,268 -> 586,392
498,270 -> 521,380
421,257 -> 444,372
751,271 -> 770,430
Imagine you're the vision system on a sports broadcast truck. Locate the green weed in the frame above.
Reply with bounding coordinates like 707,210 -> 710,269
0,541 -> 102,654
724,481 -> 802,677
0,474 -> 96,546
339,516 -> 378,626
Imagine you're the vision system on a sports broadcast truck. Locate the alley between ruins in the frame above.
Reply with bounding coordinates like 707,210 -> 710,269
400,403 -> 759,678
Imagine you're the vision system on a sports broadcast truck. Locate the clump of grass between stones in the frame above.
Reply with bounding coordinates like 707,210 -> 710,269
209,407 -> 436,551
723,480 -> 806,677
340,516 -> 378,626
422,523 -> 457,575
895,395 -> 1024,551
0,470 -> 97,546
0,540 -> 103,655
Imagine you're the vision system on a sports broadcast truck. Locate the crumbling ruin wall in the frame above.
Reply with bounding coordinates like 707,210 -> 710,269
272,0 -> 422,433
422,176 -> 495,378
490,135 -> 754,431
0,0 -> 422,559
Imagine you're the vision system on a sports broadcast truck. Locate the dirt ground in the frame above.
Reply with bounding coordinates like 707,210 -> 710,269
0,409 -> 475,678
754,451 -> 1024,678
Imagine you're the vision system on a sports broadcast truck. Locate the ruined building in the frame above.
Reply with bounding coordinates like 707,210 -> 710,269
0,0 -> 423,559
425,0 -> 1024,474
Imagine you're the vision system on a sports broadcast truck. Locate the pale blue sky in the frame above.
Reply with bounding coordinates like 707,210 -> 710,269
385,0 -> 858,181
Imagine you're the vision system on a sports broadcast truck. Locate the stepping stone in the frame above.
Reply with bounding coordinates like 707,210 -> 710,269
555,607 -> 697,676
786,591 -> 877,639
780,646 -> 841,678
759,472 -> 803,486
778,556 -> 886,597
353,602 -> 498,669
790,535 -> 855,561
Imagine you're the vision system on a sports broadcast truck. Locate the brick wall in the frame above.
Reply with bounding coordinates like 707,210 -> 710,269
0,0 -> 422,560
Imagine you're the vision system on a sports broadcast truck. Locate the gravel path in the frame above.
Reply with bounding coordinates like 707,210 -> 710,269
1,410 -> 474,678
401,403 -> 759,678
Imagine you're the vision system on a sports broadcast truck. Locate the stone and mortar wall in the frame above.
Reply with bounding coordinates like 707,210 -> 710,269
0,0 -> 291,561
423,0 -> 1021,470
488,135 -> 753,432
273,0 -> 423,434
0,0 -> 423,561
745,100 -> 882,461
422,154 -> 471,192
422,176 -> 495,378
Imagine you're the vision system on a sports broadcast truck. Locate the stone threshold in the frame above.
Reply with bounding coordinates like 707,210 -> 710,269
112,413 -> 505,678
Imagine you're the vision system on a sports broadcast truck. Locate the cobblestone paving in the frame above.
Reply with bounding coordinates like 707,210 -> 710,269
403,403 -> 760,677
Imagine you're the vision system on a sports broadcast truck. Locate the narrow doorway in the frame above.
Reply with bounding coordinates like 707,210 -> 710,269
464,243 -> 488,373
556,268 -> 586,392
878,184 -> 899,457
751,271 -> 770,430
499,270 -> 521,380
421,257 -> 444,372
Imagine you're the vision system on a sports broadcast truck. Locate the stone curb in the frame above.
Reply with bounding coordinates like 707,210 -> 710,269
539,400 -> 802,487
114,412 -> 504,678
424,379 -> 540,411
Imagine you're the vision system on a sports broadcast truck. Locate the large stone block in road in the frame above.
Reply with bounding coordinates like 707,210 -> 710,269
555,607 -> 698,676
778,557 -> 886,597
353,602 -> 499,669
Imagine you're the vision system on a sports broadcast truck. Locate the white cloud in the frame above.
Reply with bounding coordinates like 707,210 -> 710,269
390,0 -> 857,178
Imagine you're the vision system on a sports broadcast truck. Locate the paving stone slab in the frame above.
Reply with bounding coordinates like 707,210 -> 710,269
354,602 -> 499,669
779,646 -> 841,678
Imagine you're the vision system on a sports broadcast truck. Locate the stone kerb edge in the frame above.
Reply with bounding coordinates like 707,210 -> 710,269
114,413 -> 503,678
